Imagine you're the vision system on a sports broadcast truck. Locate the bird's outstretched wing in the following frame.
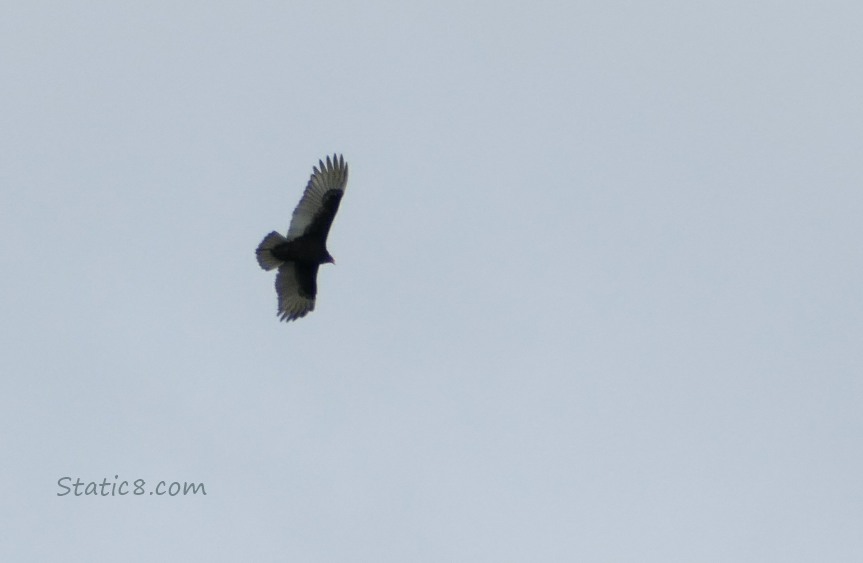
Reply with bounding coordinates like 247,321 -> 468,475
274,262 -> 319,321
286,154 -> 348,241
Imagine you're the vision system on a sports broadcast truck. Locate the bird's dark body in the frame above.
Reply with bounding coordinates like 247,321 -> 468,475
270,237 -> 332,264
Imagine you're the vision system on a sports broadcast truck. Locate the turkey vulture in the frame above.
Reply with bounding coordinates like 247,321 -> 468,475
256,154 -> 349,321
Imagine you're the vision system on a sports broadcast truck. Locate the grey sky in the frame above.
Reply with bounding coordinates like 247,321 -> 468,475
2,1 -> 862,561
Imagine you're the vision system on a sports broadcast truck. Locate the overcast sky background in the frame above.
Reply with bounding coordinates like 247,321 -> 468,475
2,1 -> 862,561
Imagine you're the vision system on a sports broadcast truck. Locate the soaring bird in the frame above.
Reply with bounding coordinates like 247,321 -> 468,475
256,154 -> 349,321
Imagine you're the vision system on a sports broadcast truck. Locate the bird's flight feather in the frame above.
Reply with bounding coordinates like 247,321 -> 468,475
286,154 -> 348,240
275,262 -> 318,321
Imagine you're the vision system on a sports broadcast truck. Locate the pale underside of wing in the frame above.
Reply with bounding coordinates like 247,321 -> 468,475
286,154 -> 348,240
274,263 -> 317,321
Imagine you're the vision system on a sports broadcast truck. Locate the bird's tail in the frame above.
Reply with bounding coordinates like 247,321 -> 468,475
256,231 -> 289,271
